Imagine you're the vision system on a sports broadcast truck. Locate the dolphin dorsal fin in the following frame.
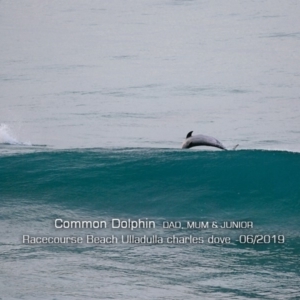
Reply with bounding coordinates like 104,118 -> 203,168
186,131 -> 193,139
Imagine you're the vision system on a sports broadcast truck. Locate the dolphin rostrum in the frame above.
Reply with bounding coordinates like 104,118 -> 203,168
182,131 -> 228,150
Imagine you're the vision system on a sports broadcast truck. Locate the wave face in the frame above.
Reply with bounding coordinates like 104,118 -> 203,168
1,148 -> 300,299
1,149 -> 299,226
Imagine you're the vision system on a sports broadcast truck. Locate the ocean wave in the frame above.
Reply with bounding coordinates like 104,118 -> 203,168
1,149 -> 299,228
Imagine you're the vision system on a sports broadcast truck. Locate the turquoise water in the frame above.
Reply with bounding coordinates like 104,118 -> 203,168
1,149 -> 300,299
1,0 -> 300,299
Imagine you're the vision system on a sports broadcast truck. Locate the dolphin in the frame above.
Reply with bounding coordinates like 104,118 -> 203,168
181,131 -> 227,150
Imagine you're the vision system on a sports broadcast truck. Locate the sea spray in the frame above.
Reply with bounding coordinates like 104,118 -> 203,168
0,123 -> 31,146
0,123 -> 19,144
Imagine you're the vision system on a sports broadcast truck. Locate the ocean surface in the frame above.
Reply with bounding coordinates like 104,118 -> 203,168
1,1 -> 300,299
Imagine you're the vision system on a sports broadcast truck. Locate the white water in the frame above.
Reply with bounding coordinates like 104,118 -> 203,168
0,123 -> 31,146
0,123 -> 19,145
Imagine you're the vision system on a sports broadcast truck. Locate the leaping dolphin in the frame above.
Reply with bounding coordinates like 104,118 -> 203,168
182,131 -> 228,150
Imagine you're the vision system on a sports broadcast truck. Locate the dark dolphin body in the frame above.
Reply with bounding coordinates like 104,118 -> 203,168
181,131 -> 227,150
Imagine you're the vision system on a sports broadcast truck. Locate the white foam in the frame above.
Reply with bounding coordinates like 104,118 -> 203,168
0,123 -> 31,146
